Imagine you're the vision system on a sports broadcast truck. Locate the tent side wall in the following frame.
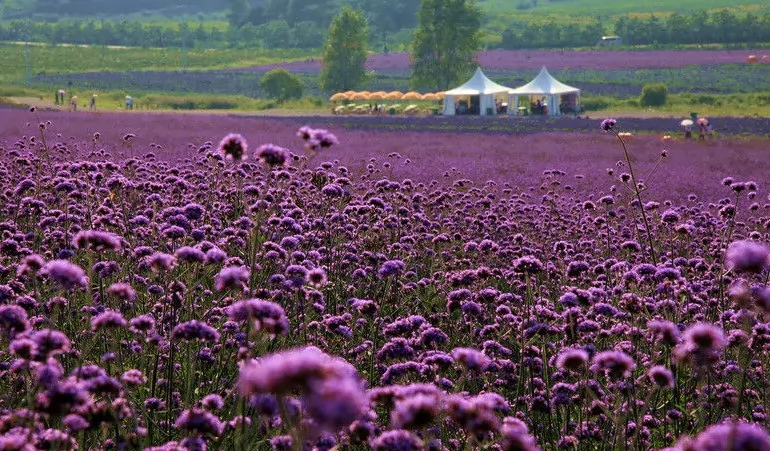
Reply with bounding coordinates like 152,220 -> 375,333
480,94 -> 496,116
443,95 -> 456,115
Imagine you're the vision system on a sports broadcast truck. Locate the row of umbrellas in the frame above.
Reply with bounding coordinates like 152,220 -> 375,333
329,91 -> 446,102
680,117 -> 709,127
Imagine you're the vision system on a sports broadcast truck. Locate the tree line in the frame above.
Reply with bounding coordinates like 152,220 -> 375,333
499,10 -> 770,49
1,0 -> 222,19
2,6 -> 768,51
227,0 -> 419,37
0,19 -> 325,49
0,20 -> 226,48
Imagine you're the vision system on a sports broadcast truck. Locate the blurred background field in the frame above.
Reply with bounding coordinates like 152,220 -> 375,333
1,0 -> 770,117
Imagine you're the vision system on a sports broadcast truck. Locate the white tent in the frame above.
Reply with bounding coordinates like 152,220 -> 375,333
508,66 -> 581,117
443,68 -> 512,116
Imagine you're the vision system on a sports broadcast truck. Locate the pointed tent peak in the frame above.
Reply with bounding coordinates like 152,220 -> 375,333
508,66 -> 580,95
444,67 -> 512,96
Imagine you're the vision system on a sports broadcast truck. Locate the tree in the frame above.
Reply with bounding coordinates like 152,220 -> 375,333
640,83 -> 668,107
410,0 -> 481,91
227,0 -> 250,28
260,69 -> 304,100
351,0 -> 420,34
320,7 -> 369,93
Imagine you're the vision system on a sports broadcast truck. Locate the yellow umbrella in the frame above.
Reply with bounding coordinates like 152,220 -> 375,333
403,91 -> 422,100
384,91 -> 404,100
369,91 -> 387,100
351,92 -> 370,101
329,93 -> 348,101
421,93 -> 439,101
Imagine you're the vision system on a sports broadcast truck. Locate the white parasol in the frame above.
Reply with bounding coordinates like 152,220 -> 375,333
680,119 -> 694,127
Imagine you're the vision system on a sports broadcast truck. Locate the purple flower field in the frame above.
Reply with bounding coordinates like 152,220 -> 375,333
243,48 -> 770,72
2,109 -> 770,450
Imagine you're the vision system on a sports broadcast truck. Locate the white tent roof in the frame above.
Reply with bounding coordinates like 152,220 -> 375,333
509,66 -> 580,95
445,68 -> 512,96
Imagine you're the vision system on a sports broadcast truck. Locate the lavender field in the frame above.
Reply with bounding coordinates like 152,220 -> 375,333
1,108 -> 770,450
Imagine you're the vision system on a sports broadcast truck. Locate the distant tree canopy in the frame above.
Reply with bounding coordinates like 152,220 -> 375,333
349,0 -> 420,35
6,0 -> 223,18
320,7 -> 369,93
259,68 -> 304,100
411,0 -> 482,92
0,20 -> 224,48
3,3 -> 770,51
228,0 -> 335,31
498,9 -> 770,49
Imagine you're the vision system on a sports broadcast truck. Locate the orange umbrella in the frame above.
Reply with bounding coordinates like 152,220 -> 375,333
421,93 -> 439,100
350,92 -> 369,101
384,91 -> 404,100
369,91 -> 387,100
747,55 -> 759,63
435,92 -> 446,99
329,93 -> 348,101
403,91 -> 422,100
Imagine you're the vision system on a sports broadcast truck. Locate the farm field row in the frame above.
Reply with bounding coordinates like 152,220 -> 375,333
2,107 -> 770,450
28,63 -> 770,100
1,109 -> 767,200
477,0 -> 770,17
0,43 -> 317,83
247,48 -> 770,72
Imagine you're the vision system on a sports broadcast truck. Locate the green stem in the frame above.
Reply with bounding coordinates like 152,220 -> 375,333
614,130 -> 657,265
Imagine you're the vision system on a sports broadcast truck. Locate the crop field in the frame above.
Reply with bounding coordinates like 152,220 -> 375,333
0,43 -> 317,83
24,48 -> 770,103
2,108 -> 770,450
477,0 -> 770,18
30,62 -> 770,101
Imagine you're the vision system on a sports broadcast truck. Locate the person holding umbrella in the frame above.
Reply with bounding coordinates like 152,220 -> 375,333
697,117 -> 713,140
697,117 -> 709,141
680,119 -> 693,140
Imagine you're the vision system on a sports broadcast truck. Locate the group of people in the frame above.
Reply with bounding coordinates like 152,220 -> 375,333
54,90 -> 135,111
683,120 -> 714,140
54,90 -> 98,111
530,100 -> 548,115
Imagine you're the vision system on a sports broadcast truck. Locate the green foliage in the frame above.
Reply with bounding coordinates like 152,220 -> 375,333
259,68 -> 304,100
640,83 -> 668,107
410,0 -> 482,91
229,0 -> 335,31
320,7 -> 369,93
478,0 -> 770,17
350,0 -> 420,34
580,96 -> 613,111
0,43 -> 318,83
495,8 -> 770,49
2,0 -> 226,19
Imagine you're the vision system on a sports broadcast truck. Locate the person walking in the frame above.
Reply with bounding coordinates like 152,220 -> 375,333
70,96 -> 78,111
90,95 -> 97,110
699,122 -> 707,141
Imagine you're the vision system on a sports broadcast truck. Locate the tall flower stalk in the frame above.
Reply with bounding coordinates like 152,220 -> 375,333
601,118 -> 657,265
